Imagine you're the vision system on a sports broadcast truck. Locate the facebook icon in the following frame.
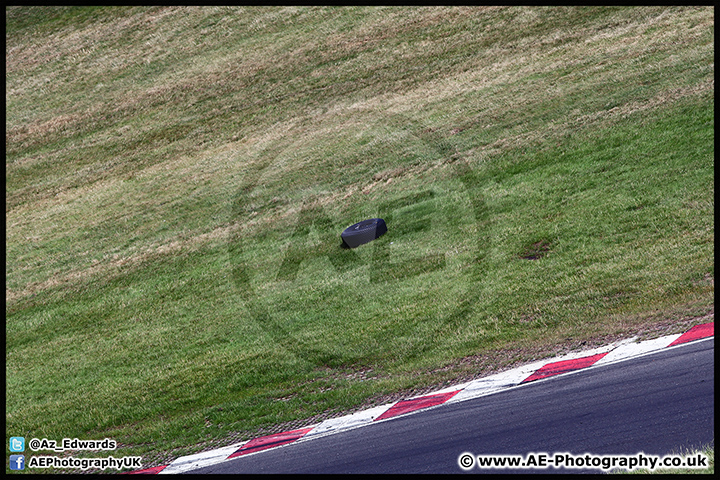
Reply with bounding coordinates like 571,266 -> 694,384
10,454 -> 25,470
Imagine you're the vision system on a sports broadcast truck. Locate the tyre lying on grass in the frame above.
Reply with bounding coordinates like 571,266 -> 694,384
341,218 -> 387,248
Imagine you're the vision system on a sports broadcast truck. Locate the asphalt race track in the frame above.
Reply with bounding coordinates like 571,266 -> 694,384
186,337 -> 714,474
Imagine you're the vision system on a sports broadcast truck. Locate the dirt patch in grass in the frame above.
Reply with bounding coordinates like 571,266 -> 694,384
519,239 -> 552,261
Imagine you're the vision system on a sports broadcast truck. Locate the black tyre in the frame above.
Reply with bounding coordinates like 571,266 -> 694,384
341,218 -> 387,248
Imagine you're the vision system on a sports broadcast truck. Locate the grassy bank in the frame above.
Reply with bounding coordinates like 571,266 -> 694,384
6,6 -> 713,471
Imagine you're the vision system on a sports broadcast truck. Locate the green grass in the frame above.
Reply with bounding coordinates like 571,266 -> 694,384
6,6 -> 714,472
